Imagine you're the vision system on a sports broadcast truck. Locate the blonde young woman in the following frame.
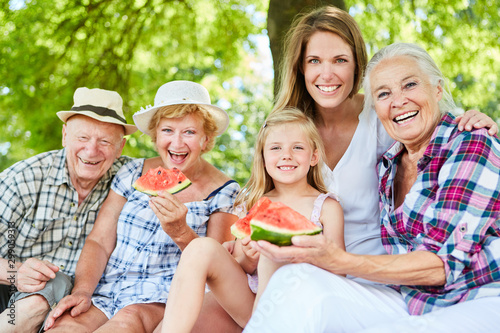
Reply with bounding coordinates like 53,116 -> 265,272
160,108 -> 344,332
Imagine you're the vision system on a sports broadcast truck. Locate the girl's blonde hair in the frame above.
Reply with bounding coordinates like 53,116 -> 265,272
148,103 -> 218,153
234,107 -> 327,211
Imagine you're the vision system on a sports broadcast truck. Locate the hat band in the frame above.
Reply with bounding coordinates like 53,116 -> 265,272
71,105 -> 127,124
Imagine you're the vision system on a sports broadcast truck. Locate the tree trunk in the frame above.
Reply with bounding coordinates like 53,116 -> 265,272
267,0 -> 346,97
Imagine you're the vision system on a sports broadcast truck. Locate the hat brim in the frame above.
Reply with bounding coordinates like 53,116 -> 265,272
57,110 -> 138,136
133,101 -> 229,137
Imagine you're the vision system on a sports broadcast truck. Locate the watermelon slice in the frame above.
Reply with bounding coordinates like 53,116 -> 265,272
231,197 -> 272,239
132,166 -> 191,196
250,201 -> 322,246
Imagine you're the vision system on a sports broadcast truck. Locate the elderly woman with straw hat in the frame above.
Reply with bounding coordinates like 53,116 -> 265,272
44,81 -> 240,333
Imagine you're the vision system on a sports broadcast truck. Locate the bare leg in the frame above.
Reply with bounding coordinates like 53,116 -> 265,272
162,238 -> 254,333
153,293 -> 241,333
191,292 -> 242,333
253,255 -> 284,311
47,304 -> 108,333
94,302 -> 165,333
0,294 -> 50,333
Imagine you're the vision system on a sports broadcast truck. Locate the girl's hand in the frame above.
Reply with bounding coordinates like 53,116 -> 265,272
222,240 -> 236,254
241,236 -> 260,262
150,191 -> 189,238
232,236 -> 260,274
456,110 -> 498,135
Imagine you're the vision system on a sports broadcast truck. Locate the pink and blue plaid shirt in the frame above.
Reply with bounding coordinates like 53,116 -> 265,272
378,112 -> 500,315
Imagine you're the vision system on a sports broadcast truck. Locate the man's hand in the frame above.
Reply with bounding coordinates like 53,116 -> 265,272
16,258 -> 59,293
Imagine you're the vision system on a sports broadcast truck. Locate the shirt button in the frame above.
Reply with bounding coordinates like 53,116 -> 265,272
32,223 -> 36,228
73,216 -> 78,221
59,265 -> 65,270
67,241 -> 73,247
70,202 -> 76,207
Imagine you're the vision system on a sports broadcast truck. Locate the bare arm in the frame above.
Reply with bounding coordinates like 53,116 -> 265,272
206,211 -> 238,244
152,191 -> 237,250
320,197 -> 345,251
338,249 -> 445,286
71,190 -> 124,295
0,258 -> 22,285
44,190 -> 125,330
252,234 -> 445,287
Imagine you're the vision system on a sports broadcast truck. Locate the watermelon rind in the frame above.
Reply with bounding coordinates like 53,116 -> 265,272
230,223 -> 250,239
133,178 -> 191,196
250,219 -> 322,246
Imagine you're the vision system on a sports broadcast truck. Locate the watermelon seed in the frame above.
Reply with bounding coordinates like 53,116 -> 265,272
158,170 -> 162,175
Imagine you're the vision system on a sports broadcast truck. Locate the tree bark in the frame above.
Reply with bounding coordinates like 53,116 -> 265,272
267,0 -> 346,97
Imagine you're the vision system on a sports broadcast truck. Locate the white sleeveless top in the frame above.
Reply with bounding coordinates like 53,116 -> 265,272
321,107 -> 394,284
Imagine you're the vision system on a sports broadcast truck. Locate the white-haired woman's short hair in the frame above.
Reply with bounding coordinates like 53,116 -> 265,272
362,43 -> 457,115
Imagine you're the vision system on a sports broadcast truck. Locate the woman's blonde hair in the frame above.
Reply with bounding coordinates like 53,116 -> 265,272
234,107 -> 328,211
274,6 -> 367,119
148,104 -> 218,153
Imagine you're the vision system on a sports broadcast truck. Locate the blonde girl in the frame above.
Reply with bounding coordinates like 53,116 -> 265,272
160,107 -> 344,332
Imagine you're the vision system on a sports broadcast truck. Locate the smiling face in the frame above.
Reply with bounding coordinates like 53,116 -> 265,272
370,56 -> 443,151
155,113 -> 208,172
302,31 -> 356,113
263,122 -> 319,187
63,115 -> 125,188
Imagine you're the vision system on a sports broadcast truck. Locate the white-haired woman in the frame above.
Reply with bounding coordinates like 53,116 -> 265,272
244,43 -> 500,332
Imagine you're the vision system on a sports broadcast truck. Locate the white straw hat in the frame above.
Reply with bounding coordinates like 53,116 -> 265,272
57,87 -> 137,135
133,81 -> 229,137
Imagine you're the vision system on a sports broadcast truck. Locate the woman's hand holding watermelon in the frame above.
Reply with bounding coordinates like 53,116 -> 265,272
149,190 -> 197,250
251,233 -> 347,273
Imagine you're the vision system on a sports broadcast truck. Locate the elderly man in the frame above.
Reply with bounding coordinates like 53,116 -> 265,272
0,87 -> 136,333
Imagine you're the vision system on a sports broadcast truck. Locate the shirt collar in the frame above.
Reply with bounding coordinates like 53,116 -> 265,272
381,112 -> 458,166
46,148 -> 70,186
46,148 -> 118,189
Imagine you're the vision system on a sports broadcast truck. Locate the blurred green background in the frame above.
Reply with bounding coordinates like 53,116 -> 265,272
1,0 -> 499,185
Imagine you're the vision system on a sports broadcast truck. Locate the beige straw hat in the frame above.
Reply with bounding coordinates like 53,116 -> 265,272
57,87 -> 137,135
133,81 -> 229,137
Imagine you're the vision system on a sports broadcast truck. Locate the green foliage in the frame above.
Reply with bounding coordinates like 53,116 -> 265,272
2,0 -> 499,186
0,0 -> 270,185
346,0 -> 500,122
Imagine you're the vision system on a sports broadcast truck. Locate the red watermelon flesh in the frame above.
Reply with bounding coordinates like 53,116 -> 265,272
133,166 -> 191,196
231,197 -> 272,239
250,202 -> 322,246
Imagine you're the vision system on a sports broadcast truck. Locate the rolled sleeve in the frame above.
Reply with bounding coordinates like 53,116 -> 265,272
417,131 -> 500,289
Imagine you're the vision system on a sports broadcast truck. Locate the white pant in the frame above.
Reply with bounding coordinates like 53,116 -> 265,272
244,263 -> 500,333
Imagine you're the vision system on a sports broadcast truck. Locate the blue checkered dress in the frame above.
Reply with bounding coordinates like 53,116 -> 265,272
91,158 -> 240,318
